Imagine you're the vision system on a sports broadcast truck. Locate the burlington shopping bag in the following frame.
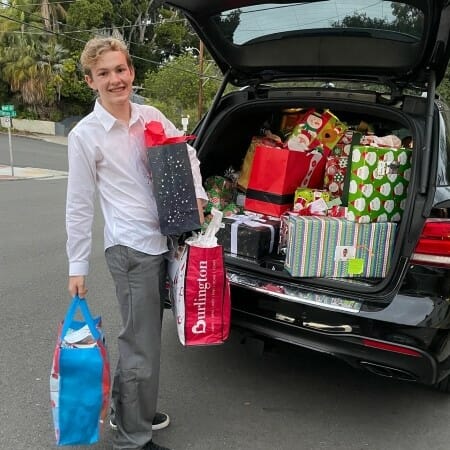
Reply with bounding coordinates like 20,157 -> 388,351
50,295 -> 110,446
168,209 -> 231,346
145,121 -> 201,235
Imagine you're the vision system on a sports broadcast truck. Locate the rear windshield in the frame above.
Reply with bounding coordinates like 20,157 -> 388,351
214,1 -> 425,45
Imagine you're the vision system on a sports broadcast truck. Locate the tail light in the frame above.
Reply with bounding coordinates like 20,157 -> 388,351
362,338 -> 422,357
410,219 -> 450,268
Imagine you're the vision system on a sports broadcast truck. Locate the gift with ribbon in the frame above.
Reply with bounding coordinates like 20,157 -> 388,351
216,213 -> 280,259
284,216 -> 397,278
145,121 -> 201,235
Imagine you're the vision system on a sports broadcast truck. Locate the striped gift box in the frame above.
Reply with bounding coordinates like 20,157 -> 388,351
284,216 -> 396,278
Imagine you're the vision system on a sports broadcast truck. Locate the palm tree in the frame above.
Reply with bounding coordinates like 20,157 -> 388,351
1,36 -> 47,111
0,34 -> 70,115
40,0 -> 67,33
39,40 -> 70,101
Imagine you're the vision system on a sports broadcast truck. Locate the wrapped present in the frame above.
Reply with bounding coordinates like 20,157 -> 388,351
204,175 -> 234,214
286,109 -> 328,151
332,130 -> 355,156
287,109 -> 347,153
284,216 -> 397,278
277,212 -> 292,255
359,134 -> 402,148
346,146 -> 412,223
293,188 -> 332,216
237,135 -> 282,191
244,145 -> 327,216
310,109 -> 348,153
323,155 -> 349,197
279,108 -> 305,138
296,198 -> 328,216
294,188 -> 332,205
216,214 -> 280,259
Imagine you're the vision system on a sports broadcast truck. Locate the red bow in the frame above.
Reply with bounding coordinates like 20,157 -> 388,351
144,121 -> 195,146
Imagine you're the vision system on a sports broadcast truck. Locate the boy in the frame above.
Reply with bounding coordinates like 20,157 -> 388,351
66,37 -> 207,450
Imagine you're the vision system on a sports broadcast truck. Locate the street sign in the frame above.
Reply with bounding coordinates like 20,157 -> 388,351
0,105 -> 16,117
1,104 -> 16,176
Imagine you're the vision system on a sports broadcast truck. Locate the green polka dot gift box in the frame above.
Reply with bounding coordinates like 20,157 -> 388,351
346,145 -> 412,223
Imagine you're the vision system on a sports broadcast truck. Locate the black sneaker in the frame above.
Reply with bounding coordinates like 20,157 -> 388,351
152,412 -> 170,430
109,412 -> 170,431
143,441 -> 171,450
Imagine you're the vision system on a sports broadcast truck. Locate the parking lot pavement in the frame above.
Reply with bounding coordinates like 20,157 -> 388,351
0,164 -> 68,181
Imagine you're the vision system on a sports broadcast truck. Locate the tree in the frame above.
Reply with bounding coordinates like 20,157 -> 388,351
437,66 -> 450,105
391,4 -> 423,36
110,0 -> 157,45
39,40 -> 70,102
333,4 -> 422,36
0,35 -> 48,114
143,52 -> 222,128
146,7 -> 197,63
212,9 -> 241,41
64,0 -> 114,51
130,6 -> 199,86
40,0 -> 67,33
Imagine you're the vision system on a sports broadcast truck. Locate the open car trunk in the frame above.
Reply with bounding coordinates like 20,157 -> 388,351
194,88 -> 430,306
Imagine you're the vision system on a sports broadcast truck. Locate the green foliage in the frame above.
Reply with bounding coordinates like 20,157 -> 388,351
65,0 -> 114,51
0,79 -> 10,104
437,66 -> 450,105
333,4 -> 423,36
143,52 -> 222,126
149,7 -> 198,60
0,0 -> 445,123
129,43 -> 159,86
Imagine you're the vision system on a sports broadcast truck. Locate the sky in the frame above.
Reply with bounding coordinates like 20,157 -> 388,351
228,1 -> 400,44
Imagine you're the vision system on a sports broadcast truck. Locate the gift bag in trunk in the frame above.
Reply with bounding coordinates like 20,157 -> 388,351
50,296 -> 110,446
244,144 -> 328,216
168,209 -> 231,346
237,135 -> 283,191
145,121 -> 201,235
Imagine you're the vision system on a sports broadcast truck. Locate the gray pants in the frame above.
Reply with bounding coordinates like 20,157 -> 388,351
105,245 -> 166,450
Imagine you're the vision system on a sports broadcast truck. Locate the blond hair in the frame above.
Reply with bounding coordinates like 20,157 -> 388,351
80,37 -> 133,76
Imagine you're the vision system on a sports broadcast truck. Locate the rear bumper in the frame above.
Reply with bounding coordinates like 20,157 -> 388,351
232,308 -> 437,384
228,269 -> 450,385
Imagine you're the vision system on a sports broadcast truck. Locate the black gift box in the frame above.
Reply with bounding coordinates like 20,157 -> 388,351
217,215 -> 280,259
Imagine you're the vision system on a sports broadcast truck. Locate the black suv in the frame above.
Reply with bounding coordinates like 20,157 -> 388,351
167,0 -> 450,391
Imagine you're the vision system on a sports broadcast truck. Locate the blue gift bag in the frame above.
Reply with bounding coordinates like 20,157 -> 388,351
50,296 -> 111,446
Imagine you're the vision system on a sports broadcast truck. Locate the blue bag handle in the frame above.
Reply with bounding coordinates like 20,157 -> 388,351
60,295 -> 101,341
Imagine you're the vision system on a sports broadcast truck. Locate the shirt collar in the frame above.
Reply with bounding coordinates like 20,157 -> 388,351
94,99 -> 142,132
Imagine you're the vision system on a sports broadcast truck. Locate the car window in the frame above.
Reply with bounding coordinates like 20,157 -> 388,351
213,1 -> 424,45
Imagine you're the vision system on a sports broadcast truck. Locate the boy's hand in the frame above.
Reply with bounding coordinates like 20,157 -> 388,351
68,276 -> 88,298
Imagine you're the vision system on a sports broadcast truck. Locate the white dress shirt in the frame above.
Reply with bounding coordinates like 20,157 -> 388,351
66,100 -> 207,276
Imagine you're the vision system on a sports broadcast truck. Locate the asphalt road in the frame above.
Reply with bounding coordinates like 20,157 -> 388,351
1,134 -> 450,450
